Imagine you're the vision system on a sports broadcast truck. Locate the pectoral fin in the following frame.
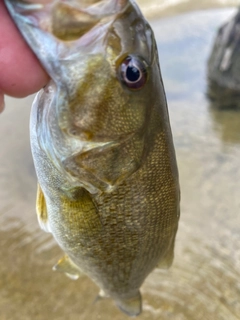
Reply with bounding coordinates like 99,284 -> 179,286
156,252 -> 174,270
93,290 -> 109,305
115,291 -> 142,317
53,255 -> 82,280
36,184 -> 51,233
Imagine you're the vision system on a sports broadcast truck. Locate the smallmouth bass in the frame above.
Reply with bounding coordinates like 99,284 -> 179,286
5,0 -> 180,316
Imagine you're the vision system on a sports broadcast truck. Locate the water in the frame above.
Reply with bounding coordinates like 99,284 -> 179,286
1,7 -> 240,320
137,0 -> 239,18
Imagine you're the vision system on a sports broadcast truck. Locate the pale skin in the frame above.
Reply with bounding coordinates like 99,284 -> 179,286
0,0 -> 49,112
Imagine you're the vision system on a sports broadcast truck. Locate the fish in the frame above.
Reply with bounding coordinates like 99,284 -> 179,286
5,0 -> 180,316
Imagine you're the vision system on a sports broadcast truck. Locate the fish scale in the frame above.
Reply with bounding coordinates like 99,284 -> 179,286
5,0 -> 180,316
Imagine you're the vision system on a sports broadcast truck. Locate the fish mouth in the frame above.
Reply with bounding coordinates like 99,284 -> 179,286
5,0 -> 130,80
9,0 -> 129,41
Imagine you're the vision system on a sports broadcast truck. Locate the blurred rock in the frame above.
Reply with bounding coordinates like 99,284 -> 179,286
208,8 -> 240,109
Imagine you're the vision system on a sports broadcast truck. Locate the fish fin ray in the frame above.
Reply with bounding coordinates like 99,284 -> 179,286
156,237 -> 175,270
115,291 -> 142,317
93,290 -> 109,305
36,184 -> 51,233
99,289 -> 109,298
52,255 -> 82,280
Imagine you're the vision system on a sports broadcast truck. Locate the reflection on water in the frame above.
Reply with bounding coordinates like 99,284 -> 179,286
209,107 -> 240,145
1,8 -> 240,320
207,7 -> 240,110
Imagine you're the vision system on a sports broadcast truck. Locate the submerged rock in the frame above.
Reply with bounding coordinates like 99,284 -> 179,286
207,8 -> 240,109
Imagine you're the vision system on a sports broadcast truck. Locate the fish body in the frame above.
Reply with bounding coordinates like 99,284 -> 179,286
6,0 -> 180,316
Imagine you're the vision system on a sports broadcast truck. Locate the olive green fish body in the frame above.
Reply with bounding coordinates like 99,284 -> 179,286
6,0 -> 180,316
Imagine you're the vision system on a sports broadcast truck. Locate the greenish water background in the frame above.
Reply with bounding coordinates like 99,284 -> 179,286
0,2 -> 240,320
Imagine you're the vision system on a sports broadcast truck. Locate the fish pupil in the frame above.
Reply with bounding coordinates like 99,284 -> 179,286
119,55 -> 148,90
126,66 -> 141,82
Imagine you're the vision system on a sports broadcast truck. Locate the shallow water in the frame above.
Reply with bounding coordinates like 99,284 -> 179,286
1,7 -> 240,320
137,0 -> 239,18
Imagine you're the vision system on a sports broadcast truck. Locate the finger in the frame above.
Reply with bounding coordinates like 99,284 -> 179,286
0,92 -> 5,113
0,0 -> 50,98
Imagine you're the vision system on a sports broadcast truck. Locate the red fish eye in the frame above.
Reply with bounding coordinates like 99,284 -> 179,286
119,55 -> 148,90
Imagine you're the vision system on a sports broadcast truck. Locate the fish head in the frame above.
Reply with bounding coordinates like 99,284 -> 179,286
56,2 -> 158,141
6,0 -> 165,191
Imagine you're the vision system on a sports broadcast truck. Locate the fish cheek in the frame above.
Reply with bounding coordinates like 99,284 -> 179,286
68,78 -> 146,139
66,63 -> 130,139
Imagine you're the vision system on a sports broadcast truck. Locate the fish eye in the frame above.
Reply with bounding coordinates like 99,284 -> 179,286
119,55 -> 148,90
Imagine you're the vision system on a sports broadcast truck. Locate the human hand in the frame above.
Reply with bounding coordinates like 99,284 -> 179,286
0,0 -> 50,112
